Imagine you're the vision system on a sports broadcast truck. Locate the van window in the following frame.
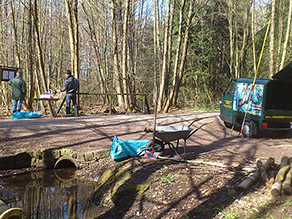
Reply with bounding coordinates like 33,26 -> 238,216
225,80 -> 235,96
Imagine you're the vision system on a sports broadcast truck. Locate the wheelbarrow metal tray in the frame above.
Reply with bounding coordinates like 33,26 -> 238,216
154,125 -> 192,143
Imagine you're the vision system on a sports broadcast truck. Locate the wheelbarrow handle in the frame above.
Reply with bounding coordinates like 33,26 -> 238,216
187,120 -> 214,138
188,118 -> 204,127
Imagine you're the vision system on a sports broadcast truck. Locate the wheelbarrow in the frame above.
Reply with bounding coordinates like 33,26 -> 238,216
143,118 -> 214,156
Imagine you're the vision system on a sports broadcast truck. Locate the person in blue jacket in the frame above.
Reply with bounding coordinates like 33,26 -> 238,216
57,70 -> 79,115
8,71 -> 26,113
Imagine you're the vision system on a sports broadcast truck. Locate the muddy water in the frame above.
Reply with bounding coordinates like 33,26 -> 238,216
0,169 -> 107,219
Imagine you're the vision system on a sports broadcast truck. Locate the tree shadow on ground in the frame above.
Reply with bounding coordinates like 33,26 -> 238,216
92,126 -> 267,218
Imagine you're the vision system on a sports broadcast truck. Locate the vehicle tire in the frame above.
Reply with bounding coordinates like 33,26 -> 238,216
145,139 -> 164,156
224,121 -> 233,129
242,120 -> 257,138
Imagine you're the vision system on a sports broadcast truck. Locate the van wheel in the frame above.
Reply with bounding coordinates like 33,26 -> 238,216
242,120 -> 257,138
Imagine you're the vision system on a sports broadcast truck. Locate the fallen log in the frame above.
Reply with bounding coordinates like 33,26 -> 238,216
280,156 -> 289,168
271,181 -> 282,197
275,165 -> 290,182
257,160 -> 269,183
187,159 -> 233,169
271,165 -> 290,197
282,164 -> 292,195
235,158 -> 274,192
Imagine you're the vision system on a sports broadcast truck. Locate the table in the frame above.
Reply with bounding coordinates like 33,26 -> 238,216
32,97 -> 60,117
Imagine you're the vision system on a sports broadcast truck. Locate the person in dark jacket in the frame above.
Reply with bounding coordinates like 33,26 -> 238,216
57,70 -> 79,115
8,71 -> 26,113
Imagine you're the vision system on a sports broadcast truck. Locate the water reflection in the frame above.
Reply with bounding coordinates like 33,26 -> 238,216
0,169 -> 106,219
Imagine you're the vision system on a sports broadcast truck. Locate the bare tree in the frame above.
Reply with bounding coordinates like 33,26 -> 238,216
228,0 -> 234,77
172,0 -> 195,107
111,0 -> 124,107
157,0 -> 172,112
33,0 -> 54,116
122,0 -> 130,109
24,0 -> 34,110
251,0 -> 257,74
269,0 -> 275,77
163,0 -> 186,111
65,0 -> 79,79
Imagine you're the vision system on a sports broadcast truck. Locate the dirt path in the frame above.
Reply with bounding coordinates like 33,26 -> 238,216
1,111 -> 291,162
1,112 -> 292,218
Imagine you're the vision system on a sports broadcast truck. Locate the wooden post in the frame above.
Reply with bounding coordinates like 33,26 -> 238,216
144,95 -> 150,114
109,95 -> 113,115
143,95 -> 146,114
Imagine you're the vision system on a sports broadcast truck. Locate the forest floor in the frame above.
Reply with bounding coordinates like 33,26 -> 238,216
1,108 -> 292,218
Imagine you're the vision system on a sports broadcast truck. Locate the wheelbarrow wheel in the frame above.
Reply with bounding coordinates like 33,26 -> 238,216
145,139 -> 164,156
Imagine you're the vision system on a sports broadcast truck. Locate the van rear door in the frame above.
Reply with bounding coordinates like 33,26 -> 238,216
220,80 -> 235,124
262,80 -> 292,130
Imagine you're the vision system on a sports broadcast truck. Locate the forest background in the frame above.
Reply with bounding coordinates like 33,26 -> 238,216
0,0 -> 291,115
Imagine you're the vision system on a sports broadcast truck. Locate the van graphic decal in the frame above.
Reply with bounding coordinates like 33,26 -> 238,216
223,99 -> 232,109
265,116 -> 292,119
233,82 -> 264,116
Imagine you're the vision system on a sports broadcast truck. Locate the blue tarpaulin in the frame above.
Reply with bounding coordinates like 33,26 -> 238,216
11,111 -> 43,119
110,136 -> 149,161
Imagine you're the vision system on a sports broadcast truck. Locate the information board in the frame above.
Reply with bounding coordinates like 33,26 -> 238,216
0,67 -> 18,81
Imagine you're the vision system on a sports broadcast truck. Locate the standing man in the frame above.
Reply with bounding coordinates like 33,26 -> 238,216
8,71 -> 26,113
57,70 -> 79,115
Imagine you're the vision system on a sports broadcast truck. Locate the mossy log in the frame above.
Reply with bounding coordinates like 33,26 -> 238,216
236,158 -> 274,192
275,165 -> 290,182
280,156 -> 289,168
282,164 -> 292,195
271,165 -> 291,197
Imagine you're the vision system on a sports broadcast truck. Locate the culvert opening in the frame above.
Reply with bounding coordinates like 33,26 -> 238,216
54,158 -> 77,169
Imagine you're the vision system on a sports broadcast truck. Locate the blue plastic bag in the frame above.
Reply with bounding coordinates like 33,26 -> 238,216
11,111 -> 43,119
110,136 -> 149,161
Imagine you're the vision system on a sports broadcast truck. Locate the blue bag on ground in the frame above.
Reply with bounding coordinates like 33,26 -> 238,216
110,136 -> 149,161
11,111 -> 43,119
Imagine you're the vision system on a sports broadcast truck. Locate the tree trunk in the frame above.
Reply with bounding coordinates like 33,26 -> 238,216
163,0 -> 185,112
10,2 -> 21,67
122,0 -> 130,109
269,0 -> 275,77
65,0 -> 80,107
157,0 -> 171,112
24,0 -> 34,110
33,0 -> 54,116
251,0 -> 257,75
228,0 -> 234,78
238,2 -> 250,77
173,0 -> 194,106
152,0 -> 160,108
111,0 -> 123,107
279,0 -> 292,70
166,0 -> 174,102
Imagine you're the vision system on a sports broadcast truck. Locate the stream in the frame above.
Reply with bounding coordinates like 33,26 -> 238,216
0,169 -> 107,219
